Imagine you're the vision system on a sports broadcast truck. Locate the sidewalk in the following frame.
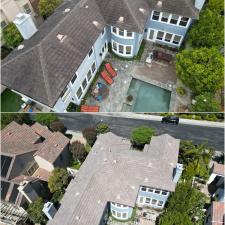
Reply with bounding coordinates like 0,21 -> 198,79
89,113 -> 224,128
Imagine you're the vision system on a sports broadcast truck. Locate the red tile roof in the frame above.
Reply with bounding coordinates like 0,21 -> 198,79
213,162 -> 224,177
212,201 -> 224,225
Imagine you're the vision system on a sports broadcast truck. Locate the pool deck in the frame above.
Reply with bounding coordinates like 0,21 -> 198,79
86,44 -> 181,112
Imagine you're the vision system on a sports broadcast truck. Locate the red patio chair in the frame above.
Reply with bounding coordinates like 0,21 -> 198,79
105,63 -> 117,77
81,105 -> 99,112
101,70 -> 113,85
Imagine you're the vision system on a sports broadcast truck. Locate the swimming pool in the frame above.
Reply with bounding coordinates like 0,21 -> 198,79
124,79 -> 171,112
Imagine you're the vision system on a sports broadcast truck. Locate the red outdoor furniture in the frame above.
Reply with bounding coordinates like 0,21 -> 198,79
101,70 -> 113,85
105,63 -> 117,77
81,105 -> 100,112
153,50 -> 173,63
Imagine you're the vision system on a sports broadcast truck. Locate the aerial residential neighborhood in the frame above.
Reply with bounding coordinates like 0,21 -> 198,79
1,0 -> 224,112
0,113 -> 224,225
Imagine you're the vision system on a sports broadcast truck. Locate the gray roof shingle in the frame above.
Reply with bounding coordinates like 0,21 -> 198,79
1,0 -> 198,107
48,133 -> 180,225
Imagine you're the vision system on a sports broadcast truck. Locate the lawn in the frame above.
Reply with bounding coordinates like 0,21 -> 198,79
1,89 -> 23,112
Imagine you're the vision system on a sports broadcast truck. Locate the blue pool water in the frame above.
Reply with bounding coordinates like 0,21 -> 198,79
125,79 -> 171,112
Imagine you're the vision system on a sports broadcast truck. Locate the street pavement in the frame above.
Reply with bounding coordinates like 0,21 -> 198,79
58,113 -> 224,152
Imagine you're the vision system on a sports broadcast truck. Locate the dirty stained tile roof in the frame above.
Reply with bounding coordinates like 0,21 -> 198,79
1,0 -> 198,108
211,201 -> 225,225
212,162 -> 224,177
48,133 -> 180,225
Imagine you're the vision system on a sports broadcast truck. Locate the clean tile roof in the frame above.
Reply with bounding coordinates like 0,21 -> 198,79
48,132 -> 180,225
1,0 -> 198,108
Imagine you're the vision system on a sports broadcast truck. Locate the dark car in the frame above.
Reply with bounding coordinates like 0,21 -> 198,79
161,116 -> 179,124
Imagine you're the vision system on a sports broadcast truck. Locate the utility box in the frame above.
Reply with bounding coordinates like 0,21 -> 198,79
42,202 -> 57,220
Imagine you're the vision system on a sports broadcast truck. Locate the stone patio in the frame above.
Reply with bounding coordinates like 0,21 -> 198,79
86,41 -> 191,112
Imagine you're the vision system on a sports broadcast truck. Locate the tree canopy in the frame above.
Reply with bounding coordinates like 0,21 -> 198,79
208,0 -> 224,15
131,126 -> 155,147
176,48 -> 224,95
48,168 -> 69,193
69,141 -> 88,162
27,198 -> 47,224
35,113 -> 59,127
39,0 -> 63,17
191,92 -> 221,112
2,23 -> 23,48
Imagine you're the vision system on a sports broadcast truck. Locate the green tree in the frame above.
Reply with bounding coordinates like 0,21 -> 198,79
96,123 -> 110,134
69,141 -> 88,162
48,168 -> 69,193
131,126 -> 155,148
2,23 -> 23,48
1,113 -> 31,129
176,48 -> 224,95
35,113 -> 59,127
27,198 -> 47,224
50,121 -> 66,133
38,0 -> 63,17
191,92 -> 221,112
188,9 -> 224,48
82,127 -> 97,146
208,0 -> 224,14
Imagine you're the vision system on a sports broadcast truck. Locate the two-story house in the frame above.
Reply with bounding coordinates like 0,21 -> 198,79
1,0 -> 206,112
1,121 -> 70,225
47,132 -> 183,225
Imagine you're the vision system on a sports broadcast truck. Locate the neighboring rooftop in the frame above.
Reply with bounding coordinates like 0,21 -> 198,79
212,162 -> 224,177
48,132 -> 180,225
1,0 -> 199,108
211,201 -> 225,225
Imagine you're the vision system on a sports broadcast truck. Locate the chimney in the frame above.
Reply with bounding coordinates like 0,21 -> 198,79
42,202 -> 57,220
173,163 -> 183,183
13,13 -> 37,40
195,0 -> 206,11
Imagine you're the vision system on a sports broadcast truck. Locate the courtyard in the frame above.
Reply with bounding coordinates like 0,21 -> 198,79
85,42 -> 191,112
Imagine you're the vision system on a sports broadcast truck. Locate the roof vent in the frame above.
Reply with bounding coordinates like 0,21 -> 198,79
118,17 -> 124,23
157,1 -> 162,7
147,162 -> 152,167
7,132 -> 12,135
75,216 -> 80,220
97,200 -> 101,204
57,34 -> 67,42
116,194 -> 120,199
104,158 -> 107,162
84,4 -> 88,8
92,21 -> 101,28
17,44 -> 24,50
139,8 -> 146,14
64,8 -> 70,13
144,177 -> 149,182
130,185 -> 135,190
54,144 -> 58,147
75,192 -> 80,196
113,159 -> 117,164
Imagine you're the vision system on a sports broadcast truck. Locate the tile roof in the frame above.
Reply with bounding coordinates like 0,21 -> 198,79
48,133 -> 180,225
212,162 -> 224,177
1,0 -> 199,108
211,201 -> 224,225
31,122 -> 52,138
32,168 -> 52,181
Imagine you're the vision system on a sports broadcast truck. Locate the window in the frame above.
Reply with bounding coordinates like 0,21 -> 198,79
119,29 -> 124,36
82,78 -> 87,89
151,199 -> 157,205
147,188 -> 154,192
117,212 -> 121,218
71,74 -> 77,84
156,31 -> 164,40
127,31 -> 133,37
119,45 -> 123,54
117,203 -> 121,207
170,14 -> 179,25
1,20 -> 7,29
155,189 -> 161,194
112,27 -> 117,34
102,46 -> 105,53
139,197 -> 144,203
152,11 -> 160,20
165,33 -> 172,42
105,42 -> 107,48
141,187 -> 146,192
161,12 -> 169,22
101,28 -> 105,36
88,48 -> 93,57
173,35 -> 182,45
179,17 -> 189,26
87,70 -> 92,81
126,46 -> 131,55
61,88 -> 70,100
23,3 -> 31,14
122,213 -> 127,219
145,198 -> 150,204
91,62 -> 96,73
158,201 -> 164,206
76,87 -> 82,99
162,191 -> 168,195
112,210 -> 116,216
112,42 -> 117,51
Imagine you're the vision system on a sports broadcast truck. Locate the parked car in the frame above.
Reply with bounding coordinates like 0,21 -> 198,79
161,116 -> 179,124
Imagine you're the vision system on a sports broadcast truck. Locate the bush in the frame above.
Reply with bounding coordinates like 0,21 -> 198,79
35,113 -> 59,127
66,102 -> 77,112
50,121 -> 66,133
176,87 -> 186,96
96,123 -> 110,134
51,190 -> 64,204
39,0 -> 63,17
69,141 -> 87,162
126,95 -> 133,102
191,92 -> 221,112
70,160 -> 81,170
27,198 -> 47,224
82,127 -> 97,146
48,168 -> 69,194
2,23 -> 23,48
131,126 -> 155,149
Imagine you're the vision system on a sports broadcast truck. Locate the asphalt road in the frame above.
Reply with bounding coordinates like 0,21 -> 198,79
58,113 -> 224,152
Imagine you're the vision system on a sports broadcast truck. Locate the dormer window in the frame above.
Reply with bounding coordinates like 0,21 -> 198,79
170,14 -> 179,25
88,48 -> 93,57
179,17 -> 189,26
161,12 -> 169,22
152,11 -> 160,20
71,74 -> 77,84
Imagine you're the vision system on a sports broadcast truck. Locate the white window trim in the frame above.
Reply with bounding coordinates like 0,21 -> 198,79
101,27 -> 106,38
148,29 -> 183,46
88,48 -> 93,58
140,186 -> 169,196
111,202 -> 128,209
151,11 -> 190,28
111,40 -> 133,57
138,196 -> 165,208
111,209 -> 128,220
91,61 -> 96,74
111,26 -> 134,39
